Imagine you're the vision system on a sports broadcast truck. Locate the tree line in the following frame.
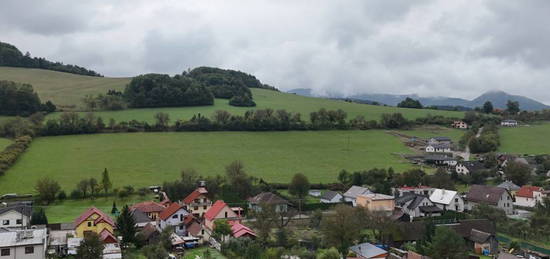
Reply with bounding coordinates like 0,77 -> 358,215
0,80 -> 56,116
0,41 -> 102,76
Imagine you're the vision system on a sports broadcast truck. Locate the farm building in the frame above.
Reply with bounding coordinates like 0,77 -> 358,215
344,186 -> 373,207
452,120 -> 469,129
455,161 -> 485,175
500,120 -> 518,127
320,191 -> 343,203
425,143 -> 451,153
465,185 -> 514,215
429,189 -> 465,212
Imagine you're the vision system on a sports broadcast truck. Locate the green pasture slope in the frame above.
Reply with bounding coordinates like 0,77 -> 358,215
0,131 -> 415,193
0,138 -> 12,150
0,67 -> 130,107
0,67 -> 465,122
396,126 -> 465,142
499,123 -> 550,154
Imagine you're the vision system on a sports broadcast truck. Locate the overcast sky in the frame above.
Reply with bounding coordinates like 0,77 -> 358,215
2,0 -> 550,103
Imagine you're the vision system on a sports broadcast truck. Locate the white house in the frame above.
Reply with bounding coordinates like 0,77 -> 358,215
500,120 -> 518,127
425,143 -> 451,153
0,205 -> 32,229
393,186 -> 434,197
465,185 -> 514,215
0,229 -> 47,259
452,120 -> 468,129
157,203 -> 190,236
429,189 -> 465,212
514,186 -> 547,208
320,191 -> 343,204
343,186 -> 372,206
455,161 -> 485,175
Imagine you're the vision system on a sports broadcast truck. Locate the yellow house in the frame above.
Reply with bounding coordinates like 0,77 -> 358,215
183,187 -> 212,218
356,193 -> 395,215
74,207 -> 117,243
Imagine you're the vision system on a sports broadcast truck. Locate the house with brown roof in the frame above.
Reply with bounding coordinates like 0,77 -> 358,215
130,201 -> 165,221
158,203 -> 189,236
182,187 -> 212,218
465,185 -> 514,215
514,186 -> 547,208
247,192 -> 290,213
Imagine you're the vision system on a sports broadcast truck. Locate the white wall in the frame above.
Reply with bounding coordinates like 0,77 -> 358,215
0,244 -> 46,259
0,210 -> 29,228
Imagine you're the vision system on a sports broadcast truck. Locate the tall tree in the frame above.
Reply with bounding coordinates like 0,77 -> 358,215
142,243 -> 168,259
78,179 -> 89,197
76,232 -> 104,259
428,227 -> 468,259
101,168 -> 112,194
116,205 -> 137,248
35,177 -> 60,205
154,112 -> 170,129
30,208 -> 48,225
321,205 -> 363,255
225,160 -> 254,199
504,161 -> 532,186
213,219 -> 232,242
288,173 -> 310,213
89,178 -> 99,197
506,100 -> 520,114
483,101 -> 494,114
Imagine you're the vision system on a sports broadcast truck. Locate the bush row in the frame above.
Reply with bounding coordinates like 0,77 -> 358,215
0,135 -> 32,175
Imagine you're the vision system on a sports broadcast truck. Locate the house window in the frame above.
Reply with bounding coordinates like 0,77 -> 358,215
2,220 -> 9,225
203,206 -> 207,210
194,206 -> 198,210
203,198 -> 207,203
224,212 -> 228,218
172,214 -> 178,219
16,219 -> 22,225
1,249 -> 9,256
179,225 -> 184,230
25,246 -> 34,254
87,222 -> 92,227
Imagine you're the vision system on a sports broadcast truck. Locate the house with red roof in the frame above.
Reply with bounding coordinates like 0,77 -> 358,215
204,200 -> 241,231
229,221 -> 256,239
130,201 -> 165,220
158,202 -> 190,236
74,207 -> 116,243
514,186 -> 547,207
182,187 -> 212,218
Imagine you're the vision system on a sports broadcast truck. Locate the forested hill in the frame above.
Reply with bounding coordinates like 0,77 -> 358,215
0,41 -> 102,77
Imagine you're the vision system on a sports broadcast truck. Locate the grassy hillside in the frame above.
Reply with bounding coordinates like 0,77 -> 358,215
396,126 -> 465,142
0,67 -> 129,108
0,131 -> 415,193
0,138 -> 11,150
499,123 -> 550,154
0,67 -> 465,122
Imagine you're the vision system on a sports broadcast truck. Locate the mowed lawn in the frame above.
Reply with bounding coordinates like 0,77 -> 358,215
499,123 -> 550,154
41,194 -> 156,223
0,131 -> 414,193
0,138 -> 11,150
46,88 -> 465,123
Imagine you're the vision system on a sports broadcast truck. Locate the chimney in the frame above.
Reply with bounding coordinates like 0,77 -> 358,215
198,180 -> 206,187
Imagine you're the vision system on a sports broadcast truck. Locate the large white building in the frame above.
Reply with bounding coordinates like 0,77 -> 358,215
0,229 -> 47,259
514,186 -> 548,208
429,189 -> 465,212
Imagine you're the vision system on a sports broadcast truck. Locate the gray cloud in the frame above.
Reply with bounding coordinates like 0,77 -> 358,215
1,0 -> 550,104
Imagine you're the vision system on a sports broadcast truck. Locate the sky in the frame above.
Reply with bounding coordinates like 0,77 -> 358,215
2,0 -> 550,103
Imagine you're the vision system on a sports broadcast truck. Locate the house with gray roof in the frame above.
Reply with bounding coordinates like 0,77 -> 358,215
496,181 -> 520,193
0,229 -> 47,259
320,191 -> 343,204
343,186 -> 372,207
456,161 -> 486,175
465,185 -> 514,215
350,242 -> 388,258
395,193 -> 442,219
0,204 -> 32,229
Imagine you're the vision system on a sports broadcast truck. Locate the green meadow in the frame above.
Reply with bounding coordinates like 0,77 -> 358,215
0,131 -> 414,193
499,123 -> 550,154
396,126 -> 465,142
0,138 -> 12,150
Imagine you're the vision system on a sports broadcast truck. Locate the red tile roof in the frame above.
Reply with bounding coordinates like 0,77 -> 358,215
516,186 -> 543,198
399,185 -> 431,190
230,221 -> 256,238
204,200 -> 228,221
183,188 -> 208,204
74,207 -> 115,228
159,203 -> 184,221
99,228 -> 118,244
130,201 -> 165,213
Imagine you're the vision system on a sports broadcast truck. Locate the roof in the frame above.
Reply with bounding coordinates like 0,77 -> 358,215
516,185 -> 543,198
431,136 -> 451,141
247,192 -> 289,205
139,223 -> 159,240
130,201 -> 165,213
496,181 -> 521,191
349,242 -> 387,258
343,186 -> 372,198
468,229 -> 493,243
360,193 -> 394,200
159,203 -> 184,221
131,209 -> 152,224
428,143 -> 451,149
396,193 -> 423,209
429,189 -> 458,205
186,221 -> 202,237
466,185 -> 508,206
424,154 -> 454,161
229,222 -> 256,238
204,200 -> 228,221
0,229 -> 47,247
398,185 -> 432,190
0,205 -> 32,218
459,161 -> 486,172
502,120 -> 517,123
183,188 -> 209,204
444,219 -> 496,238
74,207 -> 115,227
99,228 -> 117,244
320,191 -> 341,201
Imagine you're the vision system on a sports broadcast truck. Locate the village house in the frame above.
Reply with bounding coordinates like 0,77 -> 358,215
131,209 -> 155,229
203,200 -> 244,241
158,202 -> 190,236
0,204 -> 32,229
500,120 -> 518,127
47,223 -> 75,258
514,186 -> 547,208
73,207 -> 121,258
130,201 -> 165,221
0,229 -> 47,259
429,189 -> 465,212
247,192 -> 290,213
496,180 -> 521,195
423,154 -> 457,166
137,223 -> 160,246
349,242 -> 388,258
395,193 -> 442,219
455,161 -> 486,175
465,185 -> 514,215
428,136 -> 452,145
425,143 -> 451,153
229,221 -> 256,239
356,193 -> 395,215
320,191 -> 343,204
182,186 -> 212,218
343,186 -> 372,206
452,120 -> 469,129
393,185 -> 434,197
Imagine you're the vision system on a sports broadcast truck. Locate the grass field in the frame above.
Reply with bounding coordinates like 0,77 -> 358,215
0,67 -> 130,107
0,138 -> 11,150
396,126 -> 465,142
41,194 -> 156,223
0,131 -> 415,193
499,123 -> 550,154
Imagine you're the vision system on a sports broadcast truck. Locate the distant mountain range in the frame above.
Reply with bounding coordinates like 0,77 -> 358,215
287,88 -> 549,111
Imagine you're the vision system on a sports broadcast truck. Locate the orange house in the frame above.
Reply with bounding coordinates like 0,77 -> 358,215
74,207 -> 117,243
